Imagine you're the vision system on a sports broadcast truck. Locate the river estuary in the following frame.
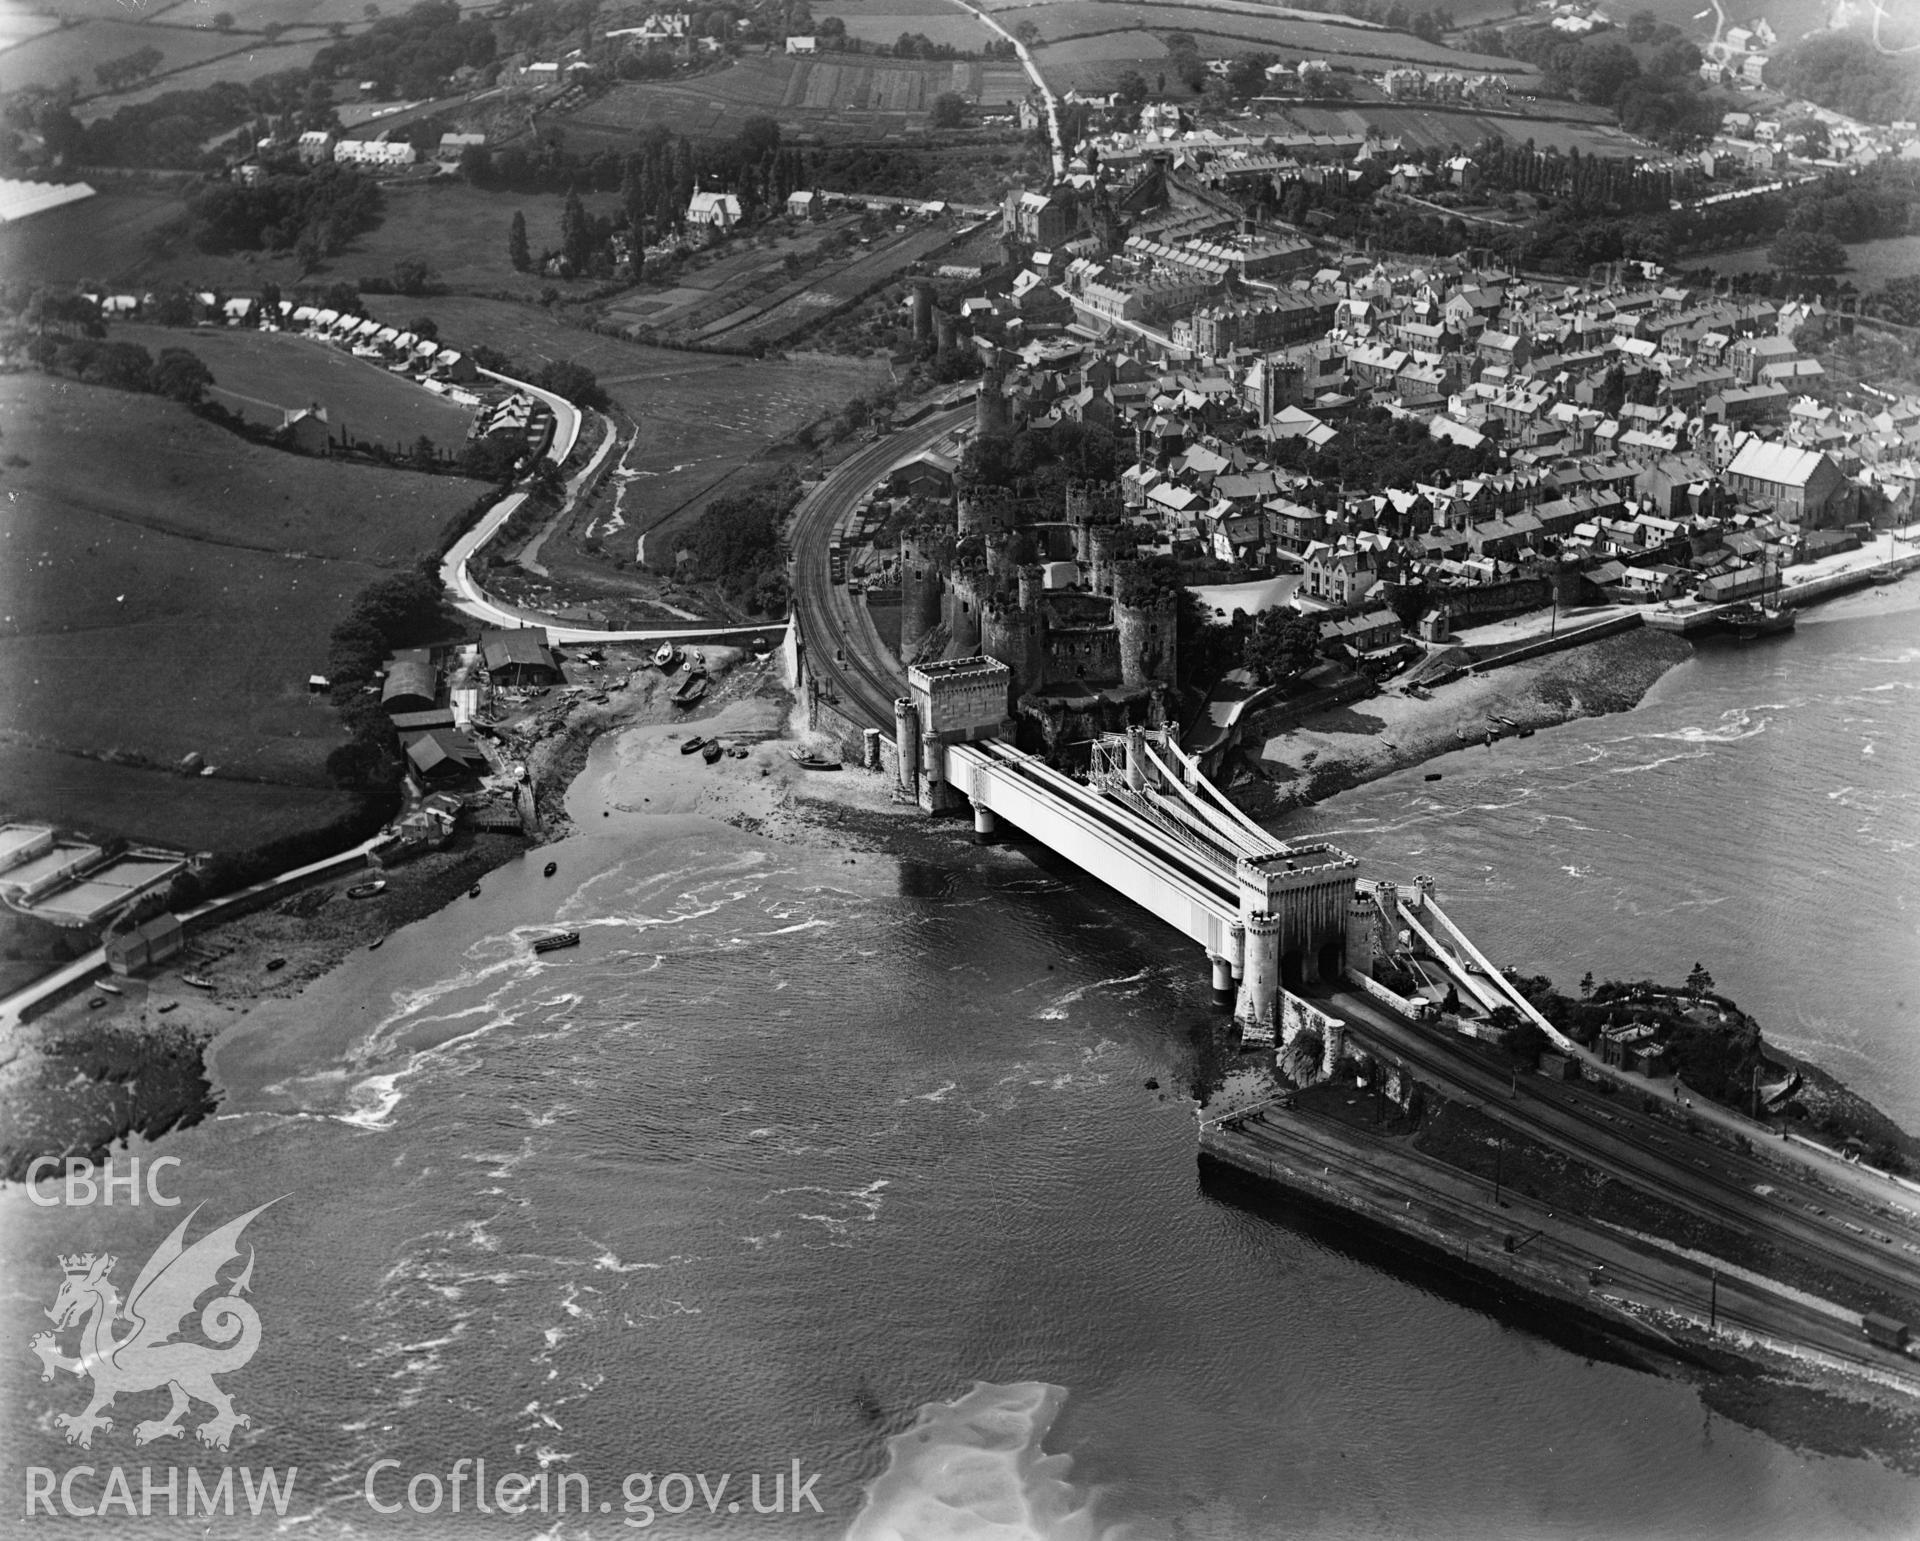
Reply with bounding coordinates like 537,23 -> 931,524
3,585 -> 1916,1539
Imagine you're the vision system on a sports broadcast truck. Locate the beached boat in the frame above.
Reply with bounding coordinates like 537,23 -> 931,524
157,1001 -> 177,1013
655,642 -> 681,670
89,996 -> 107,1009
182,974 -> 215,990
672,676 -> 707,708
469,884 -> 483,898
346,879 -> 387,900
544,861 -> 558,878
369,937 -> 384,951
265,957 -> 286,972
1726,601 -> 1795,640
97,980 -> 122,996
727,746 -> 749,759
533,931 -> 580,954
702,741 -> 724,764
680,735 -> 706,755
792,754 -> 842,771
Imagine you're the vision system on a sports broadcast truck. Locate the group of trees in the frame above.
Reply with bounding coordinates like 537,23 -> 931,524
94,45 -> 166,92
1497,18 -> 1719,148
959,419 -> 1124,498
676,479 -> 795,615
1269,406 -> 1502,487
17,325 -> 214,406
324,563 -> 461,788
1766,32 -> 1920,126
187,164 -> 385,265
309,0 -> 497,101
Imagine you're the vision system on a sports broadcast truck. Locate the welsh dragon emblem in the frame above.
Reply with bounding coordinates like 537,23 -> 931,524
29,1201 -> 277,1450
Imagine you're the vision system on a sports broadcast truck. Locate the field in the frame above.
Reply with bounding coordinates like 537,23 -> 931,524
1007,1 -> 1527,69
1263,102 -> 1641,156
72,37 -> 336,121
0,19 -> 250,96
112,322 -> 479,445
813,0 -> 998,49
354,294 -> 885,570
0,181 -> 631,301
566,53 -> 1028,142
0,377 -> 482,824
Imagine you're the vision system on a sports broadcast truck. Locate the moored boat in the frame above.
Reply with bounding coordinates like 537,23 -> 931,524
182,973 -> 214,990
346,879 -> 387,900
672,676 -> 707,708
544,861 -> 558,877
655,641 -> 681,671
702,740 -> 724,764
793,754 -> 841,771
97,980 -> 122,996
533,931 -> 580,954
680,735 -> 706,755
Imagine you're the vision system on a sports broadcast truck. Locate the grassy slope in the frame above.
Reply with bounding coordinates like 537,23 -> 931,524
0,376 -> 481,801
113,321 -> 478,445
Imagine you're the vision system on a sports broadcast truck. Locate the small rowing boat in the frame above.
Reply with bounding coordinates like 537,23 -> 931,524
533,931 -> 580,954
182,973 -> 215,990
680,735 -> 706,755
702,741 -> 724,764
97,980 -> 123,996
544,861 -> 558,878
346,879 -> 387,900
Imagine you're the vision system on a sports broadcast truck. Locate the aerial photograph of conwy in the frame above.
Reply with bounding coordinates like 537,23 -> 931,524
1,0 -> 1918,1535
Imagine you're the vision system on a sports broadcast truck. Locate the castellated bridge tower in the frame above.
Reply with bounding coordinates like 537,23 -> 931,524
897,656 -> 1013,813
898,527 -> 946,661
1232,845 -> 1359,1034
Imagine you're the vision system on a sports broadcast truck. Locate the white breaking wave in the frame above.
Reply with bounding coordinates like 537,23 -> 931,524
847,1381 -> 1115,1541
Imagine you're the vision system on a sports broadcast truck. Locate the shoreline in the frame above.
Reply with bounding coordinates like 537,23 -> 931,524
1236,624 -> 1696,818
0,586 -> 1902,1177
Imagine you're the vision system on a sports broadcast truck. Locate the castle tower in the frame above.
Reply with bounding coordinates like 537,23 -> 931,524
894,697 -> 920,802
899,529 -> 944,661
1236,910 -> 1282,1041
1345,892 -> 1377,979
911,282 -> 935,344
1116,589 -> 1177,687
947,566 -> 985,654
975,366 -> 1011,439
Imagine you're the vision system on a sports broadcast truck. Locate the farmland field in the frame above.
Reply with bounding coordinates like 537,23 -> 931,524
0,181 -> 629,300
1002,0 -> 1528,70
566,53 -> 1017,141
72,37 -> 336,120
0,377 -> 481,810
0,19 -> 249,96
812,3 -> 996,48
1264,102 -> 1643,156
111,323 -> 479,446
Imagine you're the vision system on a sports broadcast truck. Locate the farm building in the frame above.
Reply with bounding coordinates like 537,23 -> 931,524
787,189 -> 821,220
785,35 -> 816,54
480,626 -> 561,687
281,406 -> 331,456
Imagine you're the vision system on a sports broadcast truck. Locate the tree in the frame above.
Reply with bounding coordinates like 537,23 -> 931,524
1579,970 -> 1595,997
392,256 -> 431,295
409,314 -> 438,342
1769,228 -> 1846,275
1243,607 -> 1320,685
930,91 -> 968,129
559,192 -> 592,273
410,434 -> 437,470
1685,962 -> 1714,1000
1571,41 -> 1641,108
1012,19 -> 1039,45
508,209 -> 530,271
533,358 -> 608,410
1442,983 -> 1461,1016
152,347 -> 214,406
1115,70 -> 1149,106
1225,52 -> 1274,99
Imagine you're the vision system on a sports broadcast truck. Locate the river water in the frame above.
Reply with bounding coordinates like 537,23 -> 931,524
4,587 -> 1917,1540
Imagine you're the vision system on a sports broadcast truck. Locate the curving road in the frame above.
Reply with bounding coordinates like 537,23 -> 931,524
787,407 -> 975,729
